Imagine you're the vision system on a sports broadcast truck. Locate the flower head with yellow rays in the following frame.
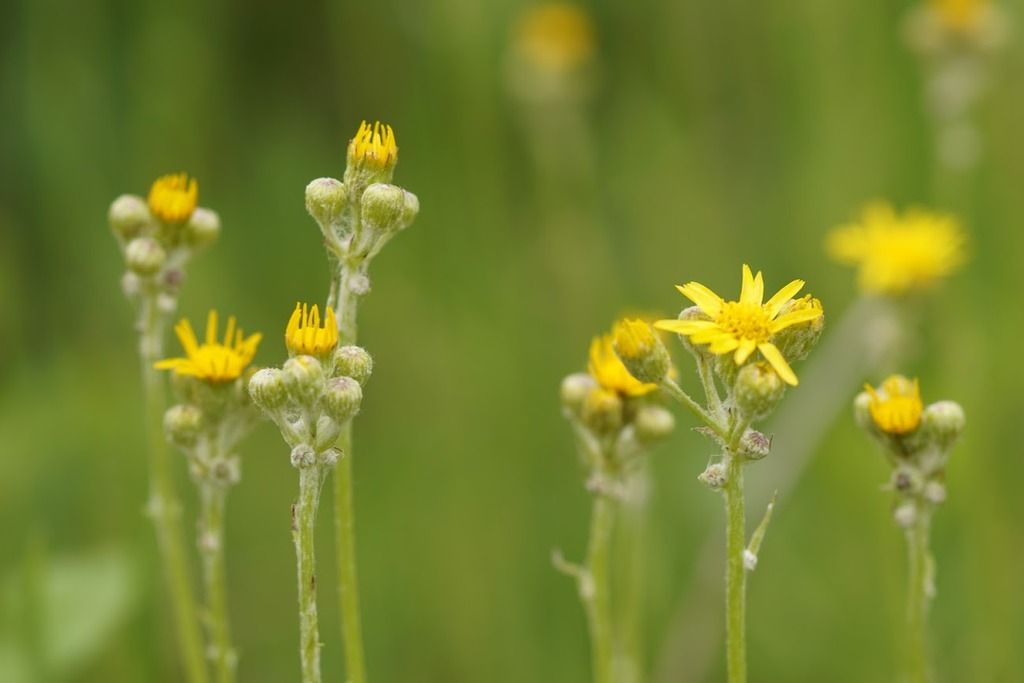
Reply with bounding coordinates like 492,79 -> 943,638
864,375 -> 923,435
155,311 -> 262,383
655,265 -> 822,386
148,173 -> 199,224
588,332 -> 657,398
348,121 -> 398,170
827,202 -> 965,295
285,302 -> 338,357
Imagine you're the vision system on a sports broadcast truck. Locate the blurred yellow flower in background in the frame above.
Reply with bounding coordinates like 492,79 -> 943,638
865,375 -> 924,435
930,0 -> 988,31
148,173 -> 198,224
827,202 -> 965,295
588,332 -> 657,397
513,3 -> 596,73
156,310 -> 261,383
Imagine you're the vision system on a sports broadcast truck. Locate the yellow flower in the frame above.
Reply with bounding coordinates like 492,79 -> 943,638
611,318 -> 670,384
348,121 -> 398,170
930,0 -> 987,31
655,265 -> 822,386
514,3 -> 596,72
285,302 -> 339,357
155,310 -> 261,383
148,173 -> 198,224
827,202 -> 965,295
588,333 -> 657,397
864,375 -> 923,435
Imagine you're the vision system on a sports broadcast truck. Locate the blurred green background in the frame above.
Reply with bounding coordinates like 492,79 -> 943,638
2,0 -> 1023,681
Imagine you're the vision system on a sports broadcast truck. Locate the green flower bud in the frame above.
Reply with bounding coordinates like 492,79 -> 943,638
698,462 -> 727,490
921,400 -> 965,451
305,177 -> 348,229
323,376 -> 363,423
183,207 -> 220,248
923,480 -> 947,505
333,345 -> 373,385
360,183 -> 419,234
290,444 -> 316,469
612,319 -> 671,384
734,362 -> 785,422
561,373 -> 597,415
164,404 -> 203,449
125,236 -> 166,276
108,194 -> 150,240
282,356 -> 325,407
893,501 -> 917,529
248,368 -> 289,413
581,387 -> 623,434
675,306 -> 712,360
738,429 -> 771,460
633,404 -> 675,444
772,295 -> 824,363
853,391 -> 875,434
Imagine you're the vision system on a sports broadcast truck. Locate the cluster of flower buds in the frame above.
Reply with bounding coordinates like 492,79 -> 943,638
108,173 -> 220,310
305,122 -> 419,280
561,322 -> 676,494
248,303 -> 371,472
855,375 -> 965,527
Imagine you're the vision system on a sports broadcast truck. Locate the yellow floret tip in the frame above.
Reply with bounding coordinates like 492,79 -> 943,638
612,318 -> 657,362
155,310 -> 261,383
865,375 -> 924,435
588,333 -> 657,398
348,121 -> 398,169
285,302 -> 339,357
655,264 -> 822,386
148,173 -> 199,224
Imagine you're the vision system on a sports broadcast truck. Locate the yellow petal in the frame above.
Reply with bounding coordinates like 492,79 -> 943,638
675,283 -> 724,317
770,306 -> 823,333
206,310 -> 219,346
764,279 -> 805,317
654,319 -> 718,334
734,338 -> 757,364
174,319 -> 199,357
708,337 -> 740,354
758,343 -> 798,386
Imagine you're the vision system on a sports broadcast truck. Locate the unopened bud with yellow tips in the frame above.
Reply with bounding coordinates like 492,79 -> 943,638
286,303 -> 339,358
164,404 -> 203,448
108,194 -> 150,240
148,173 -> 198,225
864,375 -> 923,436
734,362 -> 785,422
184,207 -> 220,248
125,236 -> 166,276
612,318 -> 671,385
581,387 -> 623,434
345,121 -> 399,187
305,177 -> 348,230
771,295 -> 824,363
282,355 -> 325,406
333,345 -> 373,385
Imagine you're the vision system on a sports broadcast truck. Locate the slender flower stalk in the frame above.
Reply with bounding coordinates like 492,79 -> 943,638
303,121 -> 419,683
110,175 -> 222,683
854,376 -> 965,683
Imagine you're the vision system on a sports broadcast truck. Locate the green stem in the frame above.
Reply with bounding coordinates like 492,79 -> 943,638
332,262 -> 369,683
660,377 -> 725,439
139,293 -> 209,683
294,465 -> 325,683
584,493 -> 615,683
615,466 -> 649,683
696,355 -> 724,420
723,452 -> 747,683
198,481 -> 235,683
905,507 -> 932,683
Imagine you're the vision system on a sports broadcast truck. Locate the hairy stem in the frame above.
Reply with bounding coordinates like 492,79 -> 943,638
723,452 -> 747,683
905,507 -> 932,683
584,493 -> 615,683
139,293 -> 209,683
198,481 -> 235,683
294,466 -> 324,683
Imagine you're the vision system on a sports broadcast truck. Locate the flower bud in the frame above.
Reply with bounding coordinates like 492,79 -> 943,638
109,194 -> 151,240
738,429 -> 771,460
305,177 -> 348,229
248,368 -> 289,413
674,306 -> 712,359
633,404 -> 675,444
853,391 -> 875,433
923,480 -> 947,505
282,356 -> 325,407
771,295 -> 824,363
333,345 -> 373,385
183,207 -> 220,248
290,444 -> 317,469
345,121 -> 398,187
164,404 -> 203,448
863,375 -> 923,436
698,462 -> 728,490
734,362 -> 785,422
611,319 -> 671,384
125,236 -> 166,276
921,400 -> 965,451
560,373 -> 597,414
893,501 -> 918,529
360,184 -> 419,234
580,387 -> 622,434
322,376 -> 363,423
321,447 -> 342,468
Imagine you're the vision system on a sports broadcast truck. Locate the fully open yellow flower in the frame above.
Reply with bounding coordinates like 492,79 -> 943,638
148,173 -> 198,224
588,333 -> 657,397
285,303 -> 338,357
155,311 -> 261,383
865,375 -> 923,435
827,202 -> 965,295
348,121 -> 398,170
655,265 -> 822,386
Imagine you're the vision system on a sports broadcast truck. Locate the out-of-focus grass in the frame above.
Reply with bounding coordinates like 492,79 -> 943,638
1,0 -> 1023,681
